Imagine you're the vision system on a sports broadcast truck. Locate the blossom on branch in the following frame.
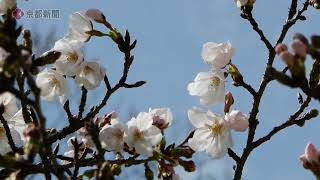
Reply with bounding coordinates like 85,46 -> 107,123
125,112 -> 163,157
149,108 -> 173,130
65,12 -> 93,43
99,118 -> 126,153
225,110 -> 249,132
36,69 -> 69,103
187,70 -> 225,106
202,42 -> 233,69
51,39 -> 84,76
75,61 -> 105,90
187,107 -> 233,159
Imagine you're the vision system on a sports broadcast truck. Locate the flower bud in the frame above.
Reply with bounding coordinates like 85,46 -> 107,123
178,159 -> 196,172
228,64 -> 243,85
86,9 -> 106,23
225,110 -> 249,132
292,39 -> 308,58
275,43 -> 288,55
224,92 -> 234,113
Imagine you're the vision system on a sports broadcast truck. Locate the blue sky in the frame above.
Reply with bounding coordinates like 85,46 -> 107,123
17,0 -> 320,179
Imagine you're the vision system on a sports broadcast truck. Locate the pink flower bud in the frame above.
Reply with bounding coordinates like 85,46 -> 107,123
279,51 -> 294,67
86,9 -> 106,23
275,43 -> 288,55
292,39 -> 308,57
306,143 -> 319,163
224,110 -> 249,132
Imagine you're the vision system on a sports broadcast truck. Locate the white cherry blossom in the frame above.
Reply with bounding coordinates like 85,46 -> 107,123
75,61 -> 105,90
202,42 -> 233,69
36,69 -> 69,103
149,108 -> 173,130
187,70 -> 225,106
65,12 -> 93,43
0,92 -> 18,120
0,0 -> 16,15
99,118 -> 126,152
225,110 -> 249,132
51,39 -> 84,76
125,112 -> 162,157
187,107 -> 233,159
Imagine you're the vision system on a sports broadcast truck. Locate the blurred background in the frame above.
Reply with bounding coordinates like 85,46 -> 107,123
17,0 -> 320,179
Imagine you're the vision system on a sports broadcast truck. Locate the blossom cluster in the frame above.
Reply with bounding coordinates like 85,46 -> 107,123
187,42 -> 249,159
36,11 -> 106,104
66,108 -> 172,158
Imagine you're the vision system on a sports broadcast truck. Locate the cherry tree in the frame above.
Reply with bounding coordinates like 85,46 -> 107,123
0,0 -> 319,180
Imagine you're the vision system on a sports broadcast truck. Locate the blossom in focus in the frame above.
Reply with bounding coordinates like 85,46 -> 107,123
201,42 -> 233,69
187,70 -> 225,106
99,118 -> 126,152
75,61 -> 105,90
224,110 -> 249,132
187,107 -> 233,159
36,69 -> 69,103
149,108 -> 173,130
0,47 -> 10,72
52,39 -> 84,76
125,112 -> 162,157
0,0 -> 16,15
65,12 -> 93,43
0,92 -> 18,120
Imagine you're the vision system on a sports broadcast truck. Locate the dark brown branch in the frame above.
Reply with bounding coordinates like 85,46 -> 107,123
228,148 -> 240,162
78,87 -> 88,120
253,97 -> 312,148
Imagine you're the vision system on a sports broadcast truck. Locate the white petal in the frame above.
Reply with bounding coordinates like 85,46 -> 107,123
188,107 -> 210,128
188,128 -> 212,152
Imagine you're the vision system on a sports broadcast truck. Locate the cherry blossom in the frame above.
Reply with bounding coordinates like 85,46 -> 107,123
36,69 -> 69,103
201,42 -> 233,69
99,118 -> 126,152
75,61 -> 105,90
225,110 -> 249,132
299,143 -> 320,165
125,112 -> 162,157
149,108 -> 173,130
65,12 -> 93,43
51,39 -> 84,76
0,92 -> 18,120
187,107 -> 233,159
86,9 -> 106,24
187,70 -> 225,106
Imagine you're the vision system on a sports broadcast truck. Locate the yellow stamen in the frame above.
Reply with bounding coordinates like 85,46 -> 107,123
67,52 -> 78,64
211,76 -> 221,87
211,123 -> 223,136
